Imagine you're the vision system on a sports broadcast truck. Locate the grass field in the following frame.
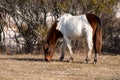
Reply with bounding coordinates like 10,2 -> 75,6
0,53 -> 120,80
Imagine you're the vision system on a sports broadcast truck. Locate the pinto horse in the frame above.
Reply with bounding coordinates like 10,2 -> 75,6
43,13 -> 102,64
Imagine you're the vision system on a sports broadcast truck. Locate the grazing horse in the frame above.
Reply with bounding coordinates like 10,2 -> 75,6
43,13 -> 102,64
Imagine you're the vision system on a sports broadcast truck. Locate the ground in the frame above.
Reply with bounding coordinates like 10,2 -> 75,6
0,53 -> 120,80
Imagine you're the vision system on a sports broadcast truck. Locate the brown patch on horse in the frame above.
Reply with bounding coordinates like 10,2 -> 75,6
86,14 -> 98,35
46,20 -> 63,43
44,20 -> 63,61
86,14 -> 102,54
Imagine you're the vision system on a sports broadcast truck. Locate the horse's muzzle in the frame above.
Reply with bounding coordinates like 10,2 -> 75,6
45,56 -> 51,62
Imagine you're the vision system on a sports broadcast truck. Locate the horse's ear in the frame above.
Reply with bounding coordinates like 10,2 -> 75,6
44,43 -> 48,50
42,39 -> 45,44
42,40 -> 48,49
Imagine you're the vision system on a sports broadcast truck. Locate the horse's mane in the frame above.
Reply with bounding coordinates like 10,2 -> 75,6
45,20 -> 58,43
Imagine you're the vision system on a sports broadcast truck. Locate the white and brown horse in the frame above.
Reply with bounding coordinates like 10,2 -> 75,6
43,13 -> 102,64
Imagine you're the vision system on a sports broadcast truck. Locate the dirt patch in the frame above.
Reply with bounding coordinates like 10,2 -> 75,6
0,53 -> 120,80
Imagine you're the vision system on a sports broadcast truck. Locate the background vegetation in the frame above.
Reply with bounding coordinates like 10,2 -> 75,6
0,0 -> 120,54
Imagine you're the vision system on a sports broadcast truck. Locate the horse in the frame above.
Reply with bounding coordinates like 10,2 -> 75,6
43,13 -> 102,64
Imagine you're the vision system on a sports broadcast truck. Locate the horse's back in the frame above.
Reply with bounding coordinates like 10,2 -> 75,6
56,14 -> 93,39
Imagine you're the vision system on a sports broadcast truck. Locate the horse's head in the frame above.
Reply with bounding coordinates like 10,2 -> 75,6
43,20 -> 63,61
43,41 -> 54,61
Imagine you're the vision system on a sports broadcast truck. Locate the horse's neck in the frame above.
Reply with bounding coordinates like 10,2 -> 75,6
46,20 -> 63,49
46,31 -> 56,47
48,30 -> 62,48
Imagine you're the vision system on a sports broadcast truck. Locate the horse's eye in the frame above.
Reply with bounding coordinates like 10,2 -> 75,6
45,48 -> 48,52
45,48 -> 50,54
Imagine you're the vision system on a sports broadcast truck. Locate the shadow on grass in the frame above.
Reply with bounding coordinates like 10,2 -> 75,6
0,57 -> 85,64
51,59 -> 85,64
0,57 -> 44,62
0,57 -> 86,64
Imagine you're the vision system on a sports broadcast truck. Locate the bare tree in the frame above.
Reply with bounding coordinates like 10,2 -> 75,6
0,0 -> 119,54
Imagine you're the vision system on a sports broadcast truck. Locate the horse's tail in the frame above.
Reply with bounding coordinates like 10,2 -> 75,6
93,16 -> 102,54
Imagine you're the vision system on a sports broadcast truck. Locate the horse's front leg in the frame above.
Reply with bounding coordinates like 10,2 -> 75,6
59,40 -> 66,61
64,36 -> 74,62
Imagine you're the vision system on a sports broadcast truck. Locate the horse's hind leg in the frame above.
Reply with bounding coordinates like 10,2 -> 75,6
59,40 -> 66,61
93,53 -> 98,64
85,36 -> 93,64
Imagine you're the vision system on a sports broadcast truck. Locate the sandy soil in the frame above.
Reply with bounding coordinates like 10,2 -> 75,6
0,53 -> 120,80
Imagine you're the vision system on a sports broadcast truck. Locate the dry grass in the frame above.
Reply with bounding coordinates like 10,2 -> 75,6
0,53 -> 120,80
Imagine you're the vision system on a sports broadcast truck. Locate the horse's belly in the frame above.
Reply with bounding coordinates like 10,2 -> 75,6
63,27 -> 82,39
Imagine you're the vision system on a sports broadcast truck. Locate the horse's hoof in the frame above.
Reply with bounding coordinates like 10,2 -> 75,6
84,60 -> 89,64
84,58 -> 90,64
93,59 -> 97,64
59,58 -> 63,62
59,59 -> 63,62
59,56 -> 64,61
69,57 -> 74,62
93,62 -> 96,64
84,61 -> 88,64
